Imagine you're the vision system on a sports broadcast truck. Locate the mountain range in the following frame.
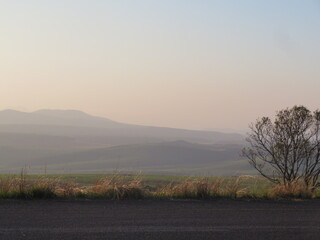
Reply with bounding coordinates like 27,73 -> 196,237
0,109 -> 250,175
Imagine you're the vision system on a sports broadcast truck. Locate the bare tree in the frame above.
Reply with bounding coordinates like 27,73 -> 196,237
242,106 -> 320,190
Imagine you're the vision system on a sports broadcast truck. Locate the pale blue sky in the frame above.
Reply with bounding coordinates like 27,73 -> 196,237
0,1 -> 319,131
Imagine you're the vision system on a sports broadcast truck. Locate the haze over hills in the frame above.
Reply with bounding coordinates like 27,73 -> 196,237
0,141 -> 250,176
0,109 -> 130,128
0,109 -> 249,175
0,109 -> 244,145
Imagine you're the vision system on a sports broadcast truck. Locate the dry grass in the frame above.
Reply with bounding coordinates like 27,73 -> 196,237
155,176 -> 251,199
0,176 -> 20,195
55,182 -> 85,198
0,172 -> 319,200
156,178 -> 203,199
269,184 -> 314,199
88,174 -> 146,200
0,169 -> 58,199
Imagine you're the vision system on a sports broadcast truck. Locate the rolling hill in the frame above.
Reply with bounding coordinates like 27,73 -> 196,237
0,141 -> 251,175
0,109 -> 244,145
0,109 -> 248,175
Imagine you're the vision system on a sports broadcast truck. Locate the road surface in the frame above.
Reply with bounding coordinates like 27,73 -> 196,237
0,199 -> 319,239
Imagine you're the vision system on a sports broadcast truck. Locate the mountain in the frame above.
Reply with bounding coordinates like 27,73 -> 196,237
0,109 -> 244,145
0,109 -> 247,175
0,109 -> 127,128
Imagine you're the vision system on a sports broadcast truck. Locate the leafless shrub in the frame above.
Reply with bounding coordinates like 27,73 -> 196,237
243,106 -> 320,191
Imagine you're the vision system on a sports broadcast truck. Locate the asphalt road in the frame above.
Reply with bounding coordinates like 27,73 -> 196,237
0,199 -> 319,240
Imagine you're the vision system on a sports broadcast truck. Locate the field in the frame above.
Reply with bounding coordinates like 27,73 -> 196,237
1,173 -> 270,190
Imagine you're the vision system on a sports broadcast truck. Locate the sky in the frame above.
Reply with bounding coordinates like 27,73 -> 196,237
0,0 -> 319,132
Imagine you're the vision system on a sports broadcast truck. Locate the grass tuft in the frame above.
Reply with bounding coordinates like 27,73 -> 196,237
269,184 -> 314,199
88,174 -> 146,200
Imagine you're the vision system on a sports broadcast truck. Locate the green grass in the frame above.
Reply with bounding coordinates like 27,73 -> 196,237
3,174 -> 270,193
2,173 -> 193,187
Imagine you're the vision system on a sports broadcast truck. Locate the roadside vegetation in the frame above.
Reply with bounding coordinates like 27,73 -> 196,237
243,105 -> 320,196
0,172 -> 319,200
2,106 -> 319,200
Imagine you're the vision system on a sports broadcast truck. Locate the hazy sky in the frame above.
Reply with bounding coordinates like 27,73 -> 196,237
1,1 -> 319,131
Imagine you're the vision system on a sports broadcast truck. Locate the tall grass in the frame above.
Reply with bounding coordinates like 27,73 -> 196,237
0,172 -> 319,200
88,174 -> 146,200
0,169 -> 57,199
269,183 -> 314,199
155,176 -> 252,199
